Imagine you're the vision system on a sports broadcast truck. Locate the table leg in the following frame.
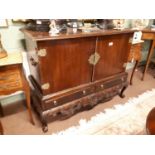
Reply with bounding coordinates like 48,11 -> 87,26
24,82 -> 35,125
142,40 -> 155,81
130,60 -> 139,85
0,120 -> 4,135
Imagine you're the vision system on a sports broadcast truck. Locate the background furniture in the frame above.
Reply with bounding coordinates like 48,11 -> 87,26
0,52 -> 34,132
141,29 -> 155,80
22,29 -> 134,132
146,107 -> 155,135
0,120 -> 3,135
128,41 -> 144,85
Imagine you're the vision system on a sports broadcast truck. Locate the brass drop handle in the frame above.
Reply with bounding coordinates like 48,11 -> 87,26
83,90 -> 86,95
100,84 -> 104,88
30,57 -> 38,66
53,101 -> 57,106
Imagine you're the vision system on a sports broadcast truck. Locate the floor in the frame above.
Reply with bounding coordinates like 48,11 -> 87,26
1,67 -> 155,135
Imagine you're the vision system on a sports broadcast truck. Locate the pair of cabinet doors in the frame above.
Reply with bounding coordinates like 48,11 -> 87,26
37,34 -> 131,94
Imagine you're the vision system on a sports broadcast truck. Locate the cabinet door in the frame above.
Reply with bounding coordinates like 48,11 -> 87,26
38,37 -> 96,95
93,34 -> 132,81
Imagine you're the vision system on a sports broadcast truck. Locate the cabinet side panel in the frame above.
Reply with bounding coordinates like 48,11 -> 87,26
25,36 -> 41,87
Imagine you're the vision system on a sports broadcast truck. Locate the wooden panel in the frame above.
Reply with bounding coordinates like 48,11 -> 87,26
43,85 -> 95,110
128,43 -> 142,62
25,36 -> 41,86
38,37 -> 96,95
0,65 -> 23,94
93,34 -> 132,81
142,33 -> 155,40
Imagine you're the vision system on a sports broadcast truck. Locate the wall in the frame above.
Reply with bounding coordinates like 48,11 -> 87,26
0,19 -> 27,105
0,19 -> 154,105
0,20 -> 26,52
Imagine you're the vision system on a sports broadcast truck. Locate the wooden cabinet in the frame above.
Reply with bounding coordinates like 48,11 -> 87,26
22,29 -> 134,132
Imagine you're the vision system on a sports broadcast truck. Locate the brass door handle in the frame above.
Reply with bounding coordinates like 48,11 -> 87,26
88,54 -> 95,65
88,52 -> 100,65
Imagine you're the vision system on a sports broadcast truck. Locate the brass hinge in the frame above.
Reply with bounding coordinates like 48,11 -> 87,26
88,52 -> 100,65
129,37 -> 133,43
38,49 -> 47,57
123,62 -> 127,68
41,83 -> 50,90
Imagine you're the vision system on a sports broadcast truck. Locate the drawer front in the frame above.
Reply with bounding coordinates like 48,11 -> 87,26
142,33 -> 155,40
0,81 -> 22,91
128,43 -> 142,61
0,72 -> 20,83
43,85 -> 95,110
0,66 -> 22,93
95,75 -> 127,92
42,81 -> 127,121
43,74 -> 128,110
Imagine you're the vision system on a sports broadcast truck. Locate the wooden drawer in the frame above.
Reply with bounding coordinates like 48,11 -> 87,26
0,72 -> 20,83
142,33 -> 155,40
0,65 -> 23,93
43,85 -> 95,110
128,43 -> 142,62
42,81 -> 127,121
43,74 -> 128,110
0,81 -> 22,91
95,75 -> 127,92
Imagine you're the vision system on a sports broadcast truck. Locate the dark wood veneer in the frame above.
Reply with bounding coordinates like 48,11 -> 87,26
38,37 -> 96,95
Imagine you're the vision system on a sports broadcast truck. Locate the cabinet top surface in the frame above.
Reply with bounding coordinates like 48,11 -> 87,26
0,52 -> 22,67
21,28 -> 135,41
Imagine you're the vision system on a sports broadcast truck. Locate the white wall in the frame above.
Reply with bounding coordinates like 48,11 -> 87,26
0,20 -> 25,52
0,19 -> 27,105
